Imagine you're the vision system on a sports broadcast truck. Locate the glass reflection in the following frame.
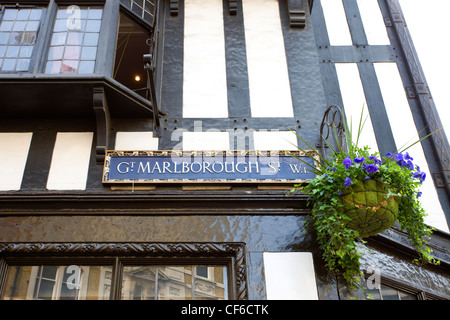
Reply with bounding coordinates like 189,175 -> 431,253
45,6 -> 102,74
1,265 -> 113,300
121,265 -> 228,300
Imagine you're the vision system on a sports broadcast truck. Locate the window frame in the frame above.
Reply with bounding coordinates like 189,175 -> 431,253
363,270 -> 446,300
0,3 -> 48,73
0,242 -> 248,300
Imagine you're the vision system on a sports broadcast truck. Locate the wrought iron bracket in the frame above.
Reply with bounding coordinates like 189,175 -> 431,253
319,105 -> 347,158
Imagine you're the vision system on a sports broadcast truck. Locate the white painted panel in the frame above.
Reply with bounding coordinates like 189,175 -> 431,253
46,132 -> 93,190
242,0 -> 294,117
321,0 -> 352,46
182,132 -> 230,151
400,0 -> 450,138
115,132 -> 159,150
0,133 -> 33,191
263,252 -> 318,300
183,0 -> 228,118
335,63 -> 378,152
374,62 -> 448,232
253,131 -> 297,150
357,0 -> 390,45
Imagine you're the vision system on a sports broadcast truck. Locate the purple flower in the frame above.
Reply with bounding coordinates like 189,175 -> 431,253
364,176 -> 371,180
385,152 -> 394,158
420,172 -> 426,183
365,164 -> 379,173
343,157 -> 353,169
354,157 -> 365,163
398,160 -> 408,167
394,153 -> 404,161
412,171 -> 427,184
417,192 -> 422,198
404,152 -> 413,160
344,177 -> 352,187
369,156 -> 381,165
407,160 -> 414,170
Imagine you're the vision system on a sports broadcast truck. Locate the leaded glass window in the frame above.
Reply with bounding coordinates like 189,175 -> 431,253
0,7 -> 44,72
45,6 -> 103,74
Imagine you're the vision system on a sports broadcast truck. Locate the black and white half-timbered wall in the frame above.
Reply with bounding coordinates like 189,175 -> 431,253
0,0 -> 449,300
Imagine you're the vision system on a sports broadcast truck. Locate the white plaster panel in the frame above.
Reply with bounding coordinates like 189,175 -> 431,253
357,0 -> 390,45
263,252 -> 318,300
335,63 -> 378,152
253,131 -> 297,150
182,132 -> 230,151
0,133 -> 33,191
321,0 -> 352,46
183,0 -> 228,118
115,132 -> 159,150
242,0 -> 294,117
46,132 -> 93,190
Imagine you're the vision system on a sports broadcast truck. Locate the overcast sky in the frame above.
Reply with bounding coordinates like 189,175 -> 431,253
399,0 -> 450,136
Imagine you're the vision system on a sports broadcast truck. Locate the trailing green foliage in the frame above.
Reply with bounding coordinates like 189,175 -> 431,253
290,108 -> 440,291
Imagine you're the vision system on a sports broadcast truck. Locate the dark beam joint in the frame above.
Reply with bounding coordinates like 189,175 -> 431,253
287,0 -> 306,28
228,0 -> 237,15
169,0 -> 179,16
93,87 -> 111,165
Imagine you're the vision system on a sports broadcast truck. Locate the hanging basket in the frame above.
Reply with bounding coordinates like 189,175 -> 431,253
339,179 -> 399,238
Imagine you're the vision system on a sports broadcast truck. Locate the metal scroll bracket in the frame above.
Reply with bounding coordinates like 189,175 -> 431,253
319,105 -> 347,159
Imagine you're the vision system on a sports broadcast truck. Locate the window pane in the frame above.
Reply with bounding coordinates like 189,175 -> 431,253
61,60 -> 78,73
6,46 -> 19,57
0,21 -> 14,31
67,32 -> 83,45
122,266 -> 157,300
380,285 -> 400,300
121,265 -> 228,300
1,265 -> 112,300
3,9 -> 17,20
47,46 -> 64,60
64,46 -> 80,59
0,7 -> 43,72
51,32 -> 67,46
85,20 -> 101,32
2,58 -> 16,70
45,60 -> 62,73
12,21 -> 27,31
0,33 -> 9,44
16,58 -> 30,71
30,9 -> 43,21
16,9 -> 31,21
78,60 -> 95,74
45,6 -> 102,74
26,21 -> 40,32
83,33 -> 99,46
399,291 -> 416,300
81,46 -> 97,60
